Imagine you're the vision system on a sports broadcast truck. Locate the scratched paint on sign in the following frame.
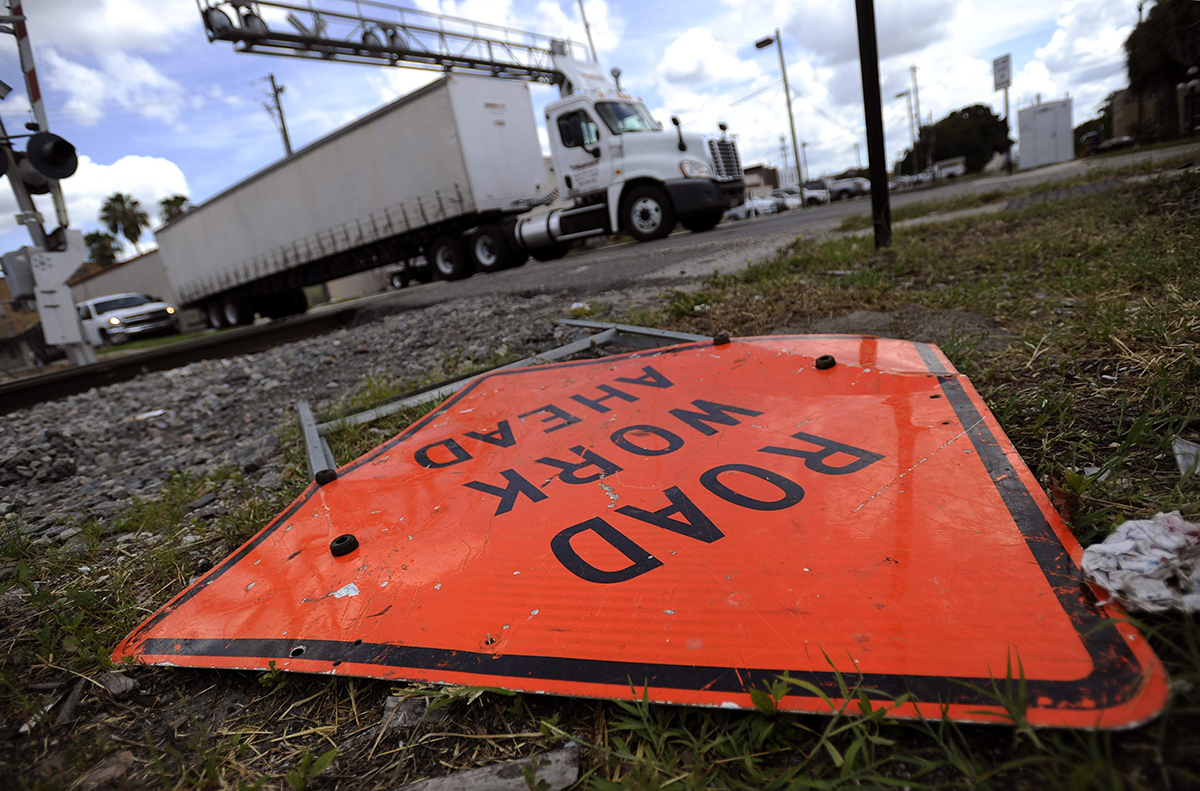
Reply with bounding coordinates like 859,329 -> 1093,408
113,336 -> 1167,728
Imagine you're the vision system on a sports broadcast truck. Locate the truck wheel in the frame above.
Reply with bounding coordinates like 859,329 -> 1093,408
508,251 -> 530,268
682,211 -> 723,233
469,225 -> 510,274
206,302 -> 227,329
429,236 -> 472,280
222,296 -> 254,326
622,184 -> 675,241
286,289 -> 308,316
530,243 -> 569,262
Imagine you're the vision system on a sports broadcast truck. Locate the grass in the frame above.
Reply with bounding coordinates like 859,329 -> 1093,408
2,166 -> 1198,788
837,146 -> 1199,231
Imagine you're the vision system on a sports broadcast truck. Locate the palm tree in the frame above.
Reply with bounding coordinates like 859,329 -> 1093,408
99,192 -> 150,254
159,194 -> 191,224
83,231 -> 121,268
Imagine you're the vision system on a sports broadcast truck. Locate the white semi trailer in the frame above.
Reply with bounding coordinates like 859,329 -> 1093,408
165,6 -> 746,328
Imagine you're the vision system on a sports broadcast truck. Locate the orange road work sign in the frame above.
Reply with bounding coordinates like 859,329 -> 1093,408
115,336 -> 1167,727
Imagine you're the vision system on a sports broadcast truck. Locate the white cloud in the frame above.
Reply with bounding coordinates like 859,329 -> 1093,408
660,28 -> 760,86
0,154 -> 190,254
24,0 -> 198,54
42,48 -> 186,127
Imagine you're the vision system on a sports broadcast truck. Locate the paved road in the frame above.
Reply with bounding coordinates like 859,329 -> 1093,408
333,141 -> 1200,318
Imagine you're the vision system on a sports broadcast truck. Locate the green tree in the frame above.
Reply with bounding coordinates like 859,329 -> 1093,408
1124,0 -> 1200,138
159,194 -> 191,224
902,104 -> 1011,175
99,192 -> 150,254
83,231 -> 121,268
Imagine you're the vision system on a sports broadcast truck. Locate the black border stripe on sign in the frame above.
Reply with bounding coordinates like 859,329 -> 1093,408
129,338 -> 1147,711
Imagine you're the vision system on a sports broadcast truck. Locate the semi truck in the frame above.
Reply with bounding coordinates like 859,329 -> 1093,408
162,15 -> 745,328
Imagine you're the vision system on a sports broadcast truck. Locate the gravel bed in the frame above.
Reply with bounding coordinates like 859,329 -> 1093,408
0,293 -> 602,550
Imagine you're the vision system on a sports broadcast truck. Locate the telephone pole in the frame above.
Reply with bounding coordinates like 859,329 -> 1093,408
264,74 -> 292,156
910,64 -> 924,169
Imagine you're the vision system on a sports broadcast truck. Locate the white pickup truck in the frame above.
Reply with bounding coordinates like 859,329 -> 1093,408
77,293 -> 180,347
823,176 -> 871,201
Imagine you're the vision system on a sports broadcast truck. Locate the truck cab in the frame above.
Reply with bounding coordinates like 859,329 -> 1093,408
518,56 -> 744,251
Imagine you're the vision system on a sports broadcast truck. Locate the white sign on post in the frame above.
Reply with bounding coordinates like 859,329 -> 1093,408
993,54 -> 1012,91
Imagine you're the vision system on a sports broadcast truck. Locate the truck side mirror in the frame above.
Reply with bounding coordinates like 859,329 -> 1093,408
671,116 -> 686,152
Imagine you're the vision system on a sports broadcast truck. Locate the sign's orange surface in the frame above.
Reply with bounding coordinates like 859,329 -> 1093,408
114,336 -> 1167,727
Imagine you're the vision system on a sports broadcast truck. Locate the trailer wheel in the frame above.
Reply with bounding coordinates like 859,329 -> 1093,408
622,184 -> 675,241
530,243 -> 569,262
222,296 -> 254,326
206,302 -> 227,329
429,236 -> 472,280
508,250 -> 530,268
469,225 -> 511,274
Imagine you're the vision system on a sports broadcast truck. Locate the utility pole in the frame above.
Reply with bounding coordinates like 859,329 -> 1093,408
854,141 -> 861,169
577,0 -> 598,62
780,135 -> 789,172
756,29 -> 805,207
853,0 -> 892,248
910,64 -> 924,170
264,74 -> 292,156
800,141 -> 808,185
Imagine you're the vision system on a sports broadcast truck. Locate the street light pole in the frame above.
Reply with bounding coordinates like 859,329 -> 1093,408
757,29 -> 805,207
895,89 -> 915,175
853,0 -> 892,248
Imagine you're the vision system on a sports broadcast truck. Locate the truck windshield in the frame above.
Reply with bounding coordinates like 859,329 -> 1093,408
595,102 -> 661,134
94,295 -> 150,313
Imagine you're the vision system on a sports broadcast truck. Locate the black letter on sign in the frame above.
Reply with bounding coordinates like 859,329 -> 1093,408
518,404 -> 582,433
537,446 -> 622,484
760,430 -> 884,475
570,384 -> 637,414
415,438 -> 472,468
615,365 -> 674,389
551,517 -> 663,583
464,469 -> 548,516
700,464 -> 804,511
465,419 -> 515,448
610,424 -> 684,456
616,486 -> 723,543
670,400 -> 763,436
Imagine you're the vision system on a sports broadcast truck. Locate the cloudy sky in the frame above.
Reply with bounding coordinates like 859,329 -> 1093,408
0,0 -> 1139,257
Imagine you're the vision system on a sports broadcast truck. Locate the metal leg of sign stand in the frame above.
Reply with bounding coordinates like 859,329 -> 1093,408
297,400 -> 337,486
300,323 -> 715,472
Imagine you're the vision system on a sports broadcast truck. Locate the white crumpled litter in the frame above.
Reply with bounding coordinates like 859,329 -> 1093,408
1081,511 -> 1200,612
1174,437 -> 1200,479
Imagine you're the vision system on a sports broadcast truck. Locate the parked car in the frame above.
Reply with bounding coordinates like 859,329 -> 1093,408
802,181 -> 831,205
888,175 -> 914,191
723,195 -> 777,221
1096,136 -> 1135,153
77,293 -> 180,348
770,189 -> 802,211
824,176 -> 871,201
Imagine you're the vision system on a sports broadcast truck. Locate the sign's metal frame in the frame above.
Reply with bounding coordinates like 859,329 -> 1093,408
299,322 -> 711,484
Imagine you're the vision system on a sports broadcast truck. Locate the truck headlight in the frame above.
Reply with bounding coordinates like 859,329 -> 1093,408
109,317 -> 121,325
679,160 -> 712,179
166,306 -> 175,314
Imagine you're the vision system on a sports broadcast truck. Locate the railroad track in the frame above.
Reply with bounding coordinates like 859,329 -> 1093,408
0,305 -> 361,416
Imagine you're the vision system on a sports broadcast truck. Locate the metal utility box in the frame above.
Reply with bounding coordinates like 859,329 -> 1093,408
156,74 -> 547,307
1018,99 -> 1074,170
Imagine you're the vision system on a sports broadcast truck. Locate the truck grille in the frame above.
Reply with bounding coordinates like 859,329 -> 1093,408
708,139 -> 743,181
123,309 -> 171,327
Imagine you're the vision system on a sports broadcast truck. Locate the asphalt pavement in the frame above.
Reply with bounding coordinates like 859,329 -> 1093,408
331,141 -> 1200,318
